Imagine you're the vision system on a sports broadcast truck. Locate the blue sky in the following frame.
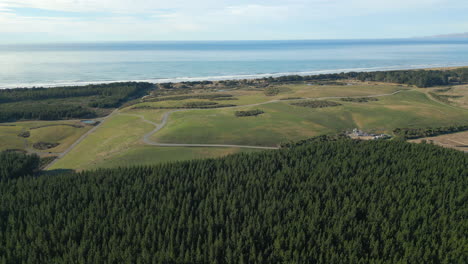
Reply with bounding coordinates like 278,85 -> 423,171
0,0 -> 467,43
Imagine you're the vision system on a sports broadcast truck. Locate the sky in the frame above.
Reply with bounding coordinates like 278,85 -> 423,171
0,0 -> 467,43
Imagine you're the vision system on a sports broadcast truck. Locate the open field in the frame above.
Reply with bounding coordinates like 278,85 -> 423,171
47,81 -> 468,170
137,82 -> 405,108
0,120 -> 92,155
151,90 -> 468,146
409,131 -> 468,152
426,85 -> 468,108
49,114 -> 153,170
49,113 -> 261,170
81,146 -> 261,170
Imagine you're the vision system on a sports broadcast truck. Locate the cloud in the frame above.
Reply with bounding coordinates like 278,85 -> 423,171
0,0 -> 466,41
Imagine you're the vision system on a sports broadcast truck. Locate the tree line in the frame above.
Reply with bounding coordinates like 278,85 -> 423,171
0,82 -> 154,122
157,68 -> 468,89
393,125 -> 468,139
0,140 -> 466,263
0,151 -> 40,181
0,82 -> 153,106
0,104 -> 96,122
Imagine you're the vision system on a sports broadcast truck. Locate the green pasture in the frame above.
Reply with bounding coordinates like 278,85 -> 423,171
133,83 -> 405,109
49,111 -> 262,170
49,114 -> 153,170
152,90 -> 468,146
83,146 -> 261,170
0,120 -> 91,153
47,84 -> 468,171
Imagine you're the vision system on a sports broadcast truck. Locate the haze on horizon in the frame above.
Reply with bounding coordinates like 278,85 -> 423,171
0,0 -> 467,43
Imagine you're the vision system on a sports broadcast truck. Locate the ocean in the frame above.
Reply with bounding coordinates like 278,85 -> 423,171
1,39 -> 468,88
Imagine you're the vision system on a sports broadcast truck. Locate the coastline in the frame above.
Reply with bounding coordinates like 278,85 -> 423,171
1,63 -> 468,89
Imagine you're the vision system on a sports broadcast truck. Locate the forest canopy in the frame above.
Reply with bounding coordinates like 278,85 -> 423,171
0,151 -> 40,181
0,82 -> 153,122
0,140 -> 466,263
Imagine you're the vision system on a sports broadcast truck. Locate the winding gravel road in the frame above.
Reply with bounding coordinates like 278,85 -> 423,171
126,89 -> 409,150
44,109 -> 119,170
45,89 -> 410,169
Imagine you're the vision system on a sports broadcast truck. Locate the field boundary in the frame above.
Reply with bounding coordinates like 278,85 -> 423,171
128,89 -> 410,149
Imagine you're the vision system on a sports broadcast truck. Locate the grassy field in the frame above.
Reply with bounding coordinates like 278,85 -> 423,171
49,113 -> 260,171
427,85 -> 468,108
135,82 -> 405,109
49,114 -> 153,170
0,120 -> 92,154
409,131 -> 468,152
151,90 -> 468,146
81,146 -> 261,170
48,82 -> 468,170
119,108 -> 167,123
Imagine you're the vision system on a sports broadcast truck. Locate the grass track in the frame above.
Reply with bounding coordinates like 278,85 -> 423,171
152,90 -> 468,146
48,83 -> 468,170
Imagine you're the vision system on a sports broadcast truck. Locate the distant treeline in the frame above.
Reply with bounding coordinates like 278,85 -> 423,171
0,140 -> 466,263
235,109 -> 264,117
291,100 -> 342,108
393,125 -> 468,139
0,82 -> 153,122
0,82 -> 153,107
157,68 -> 468,89
353,68 -> 468,87
264,68 -> 468,88
0,104 -> 96,122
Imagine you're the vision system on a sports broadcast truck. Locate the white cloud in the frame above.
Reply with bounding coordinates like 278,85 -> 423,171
1,0 -> 453,14
0,0 -> 466,41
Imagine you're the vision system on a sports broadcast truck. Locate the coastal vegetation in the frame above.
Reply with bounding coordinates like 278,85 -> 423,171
0,82 -> 154,122
153,68 -> 468,90
0,82 -> 153,106
1,140 -> 467,263
0,104 -> 96,122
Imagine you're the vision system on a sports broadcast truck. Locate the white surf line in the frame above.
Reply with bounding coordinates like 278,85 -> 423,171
123,89 -> 409,150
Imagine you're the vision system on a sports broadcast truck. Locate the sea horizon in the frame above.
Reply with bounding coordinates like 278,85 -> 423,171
2,39 -> 468,89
